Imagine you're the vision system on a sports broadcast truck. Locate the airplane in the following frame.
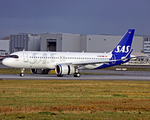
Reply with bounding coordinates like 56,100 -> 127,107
2,29 -> 135,77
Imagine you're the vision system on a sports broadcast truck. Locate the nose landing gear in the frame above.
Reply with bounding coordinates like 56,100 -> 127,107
20,68 -> 25,77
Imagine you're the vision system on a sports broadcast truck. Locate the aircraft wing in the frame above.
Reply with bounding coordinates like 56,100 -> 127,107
56,59 -> 118,66
57,59 -> 125,66
71,59 -> 117,65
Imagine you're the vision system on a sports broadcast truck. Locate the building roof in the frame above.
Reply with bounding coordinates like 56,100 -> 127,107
1,36 -> 10,40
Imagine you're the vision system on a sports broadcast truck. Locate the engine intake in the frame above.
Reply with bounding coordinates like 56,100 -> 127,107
55,64 -> 75,75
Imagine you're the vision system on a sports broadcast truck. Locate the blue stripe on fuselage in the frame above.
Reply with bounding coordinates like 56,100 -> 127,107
95,59 -> 130,69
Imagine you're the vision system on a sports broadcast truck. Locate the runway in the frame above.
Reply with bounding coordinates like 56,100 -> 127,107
1,63 -> 150,80
1,73 -> 150,81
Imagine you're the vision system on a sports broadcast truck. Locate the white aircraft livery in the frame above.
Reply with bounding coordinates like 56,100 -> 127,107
2,29 -> 135,77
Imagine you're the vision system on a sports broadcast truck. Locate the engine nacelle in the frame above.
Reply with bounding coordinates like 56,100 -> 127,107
30,69 -> 49,74
55,64 -> 75,75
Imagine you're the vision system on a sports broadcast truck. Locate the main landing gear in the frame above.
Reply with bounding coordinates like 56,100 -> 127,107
73,69 -> 81,77
73,72 -> 81,77
20,68 -> 25,77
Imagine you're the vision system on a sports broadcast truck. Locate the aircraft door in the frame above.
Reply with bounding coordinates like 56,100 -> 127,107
23,52 -> 28,62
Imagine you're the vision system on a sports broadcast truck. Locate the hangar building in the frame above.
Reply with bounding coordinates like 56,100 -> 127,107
10,33 -> 41,53
143,36 -> 150,55
40,33 -> 81,52
40,33 -> 144,53
0,39 -> 10,56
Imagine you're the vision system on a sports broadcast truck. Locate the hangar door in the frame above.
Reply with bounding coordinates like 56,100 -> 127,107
47,39 -> 56,51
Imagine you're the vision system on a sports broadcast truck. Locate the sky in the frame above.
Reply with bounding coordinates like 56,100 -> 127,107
0,0 -> 150,38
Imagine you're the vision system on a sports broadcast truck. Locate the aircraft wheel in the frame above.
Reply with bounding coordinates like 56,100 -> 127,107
20,73 -> 24,77
74,73 -> 81,77
57,74 -> 63,77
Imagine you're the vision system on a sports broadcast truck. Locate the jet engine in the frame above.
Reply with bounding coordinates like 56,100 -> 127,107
55,64 -> 75,76
30,69 -> 49,74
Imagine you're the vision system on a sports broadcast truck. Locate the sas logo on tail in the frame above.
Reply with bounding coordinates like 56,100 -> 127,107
115,45 -> 130,53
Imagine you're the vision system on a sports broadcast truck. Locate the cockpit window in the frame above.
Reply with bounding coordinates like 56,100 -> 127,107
9,55 -> 19,58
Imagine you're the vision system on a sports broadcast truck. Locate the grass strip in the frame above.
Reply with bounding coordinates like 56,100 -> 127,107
0,80 -> 150,119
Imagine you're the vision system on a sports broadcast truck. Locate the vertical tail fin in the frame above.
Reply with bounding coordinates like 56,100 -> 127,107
112,29 -> 135,56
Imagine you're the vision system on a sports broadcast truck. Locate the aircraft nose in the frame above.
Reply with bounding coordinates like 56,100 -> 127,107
2,58 -> 11,67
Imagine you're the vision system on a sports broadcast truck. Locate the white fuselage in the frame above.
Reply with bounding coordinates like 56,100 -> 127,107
3,51 -> 112,70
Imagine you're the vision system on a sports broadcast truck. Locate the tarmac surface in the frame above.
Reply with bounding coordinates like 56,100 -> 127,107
1,63 -> 150,81
0,74 -> 150,81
